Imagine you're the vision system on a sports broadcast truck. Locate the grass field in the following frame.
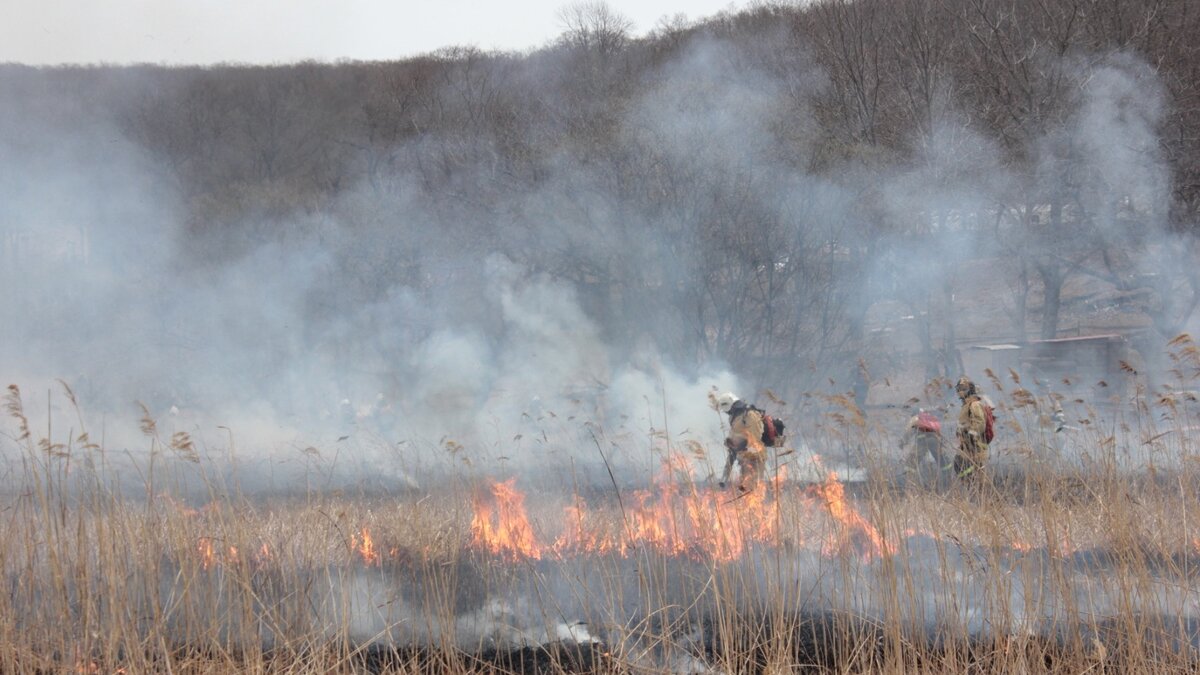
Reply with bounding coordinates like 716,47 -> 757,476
2,375 -> 1199,674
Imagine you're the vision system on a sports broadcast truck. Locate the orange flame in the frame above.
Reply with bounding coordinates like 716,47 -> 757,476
471,479 -> 543,560
552,501 -> 619,555
352,528 -> 380,566
468,458 -> 894,564
815,472 -> 894,561
193,537 -> 269,570
497,455 -> 788,562
197,537 -> 215,570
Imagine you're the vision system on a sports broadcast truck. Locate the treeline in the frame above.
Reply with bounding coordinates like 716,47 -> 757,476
2,0 -> 1198,392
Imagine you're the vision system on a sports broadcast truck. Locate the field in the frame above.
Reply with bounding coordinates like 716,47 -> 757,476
2,378 -> 1200,675
5,0 -> 1200,669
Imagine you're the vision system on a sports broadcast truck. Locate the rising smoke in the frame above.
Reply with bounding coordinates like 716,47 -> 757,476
0,19 -> 1196,673
0,28 -> 1185,490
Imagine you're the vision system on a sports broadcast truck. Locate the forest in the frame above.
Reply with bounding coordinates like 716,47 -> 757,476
4,0 -> 1196,408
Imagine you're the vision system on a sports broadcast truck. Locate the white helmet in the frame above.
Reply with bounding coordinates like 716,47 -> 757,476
715,392 -> 738,413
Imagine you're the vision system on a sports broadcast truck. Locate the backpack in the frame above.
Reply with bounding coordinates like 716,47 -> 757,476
969,396 -> 996,444
745,404 -> 786,447
914,411 -> 941,433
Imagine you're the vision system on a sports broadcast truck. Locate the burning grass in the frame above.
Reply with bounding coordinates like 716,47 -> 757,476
2,385 -> 1200,673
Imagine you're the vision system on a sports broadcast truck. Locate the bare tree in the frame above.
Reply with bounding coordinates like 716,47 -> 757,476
557,1 -> 635,55
807,0 -> 889,150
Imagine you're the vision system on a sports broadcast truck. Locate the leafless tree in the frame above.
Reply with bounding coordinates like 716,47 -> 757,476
557,1 -> 634,55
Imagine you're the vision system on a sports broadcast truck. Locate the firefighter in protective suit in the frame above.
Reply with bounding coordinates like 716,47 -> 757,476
954,377 -> 989,481
716,392 -> 766,492
900,408 -> 946,488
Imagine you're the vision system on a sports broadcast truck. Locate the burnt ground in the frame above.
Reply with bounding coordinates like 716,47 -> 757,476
336,610 -> 1200,673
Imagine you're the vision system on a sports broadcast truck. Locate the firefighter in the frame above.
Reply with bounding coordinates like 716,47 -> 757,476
715,392 -> 766,492
900,408 -> 946,488
954,377 -> 989,482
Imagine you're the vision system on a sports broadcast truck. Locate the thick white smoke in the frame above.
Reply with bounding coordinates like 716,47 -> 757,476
0,36 -> 1187,490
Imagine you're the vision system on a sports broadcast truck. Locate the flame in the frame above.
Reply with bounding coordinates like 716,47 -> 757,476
494,455 -> 788,562
471,479 -> 543,560
552,500 -> 619,555
352,528 -> 380,566
181,457 -> 905,569
469,457 -> 890,564
815,472 -> 894,561
194,537 -> 272,570
197,537 -> 215,571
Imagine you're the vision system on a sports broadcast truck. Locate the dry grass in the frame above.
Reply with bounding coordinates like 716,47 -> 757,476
1,375 -> 1199,674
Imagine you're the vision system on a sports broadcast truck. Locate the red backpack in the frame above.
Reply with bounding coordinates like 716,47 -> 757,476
973,396 -> 996,443
763,414 -> 785,446
914,411 -> 941,433
745,404 -> 786,447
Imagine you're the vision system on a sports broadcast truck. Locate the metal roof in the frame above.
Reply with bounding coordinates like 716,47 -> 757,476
1030,334 -> 1124,344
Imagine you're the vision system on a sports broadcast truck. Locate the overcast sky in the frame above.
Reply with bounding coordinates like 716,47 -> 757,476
1,0 -> 744,65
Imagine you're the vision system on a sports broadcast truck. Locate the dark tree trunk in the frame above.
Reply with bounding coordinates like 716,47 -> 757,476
1039,264 -> 1064,340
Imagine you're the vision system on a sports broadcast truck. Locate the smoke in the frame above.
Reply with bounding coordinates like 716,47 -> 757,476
0,69 -> 746,491
0,37 -> 1196,672
0,33 -> 1187,491
1070,53 -> 1169,232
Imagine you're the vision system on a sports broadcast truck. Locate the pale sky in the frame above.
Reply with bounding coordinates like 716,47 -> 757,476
1,0 -> 743,65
